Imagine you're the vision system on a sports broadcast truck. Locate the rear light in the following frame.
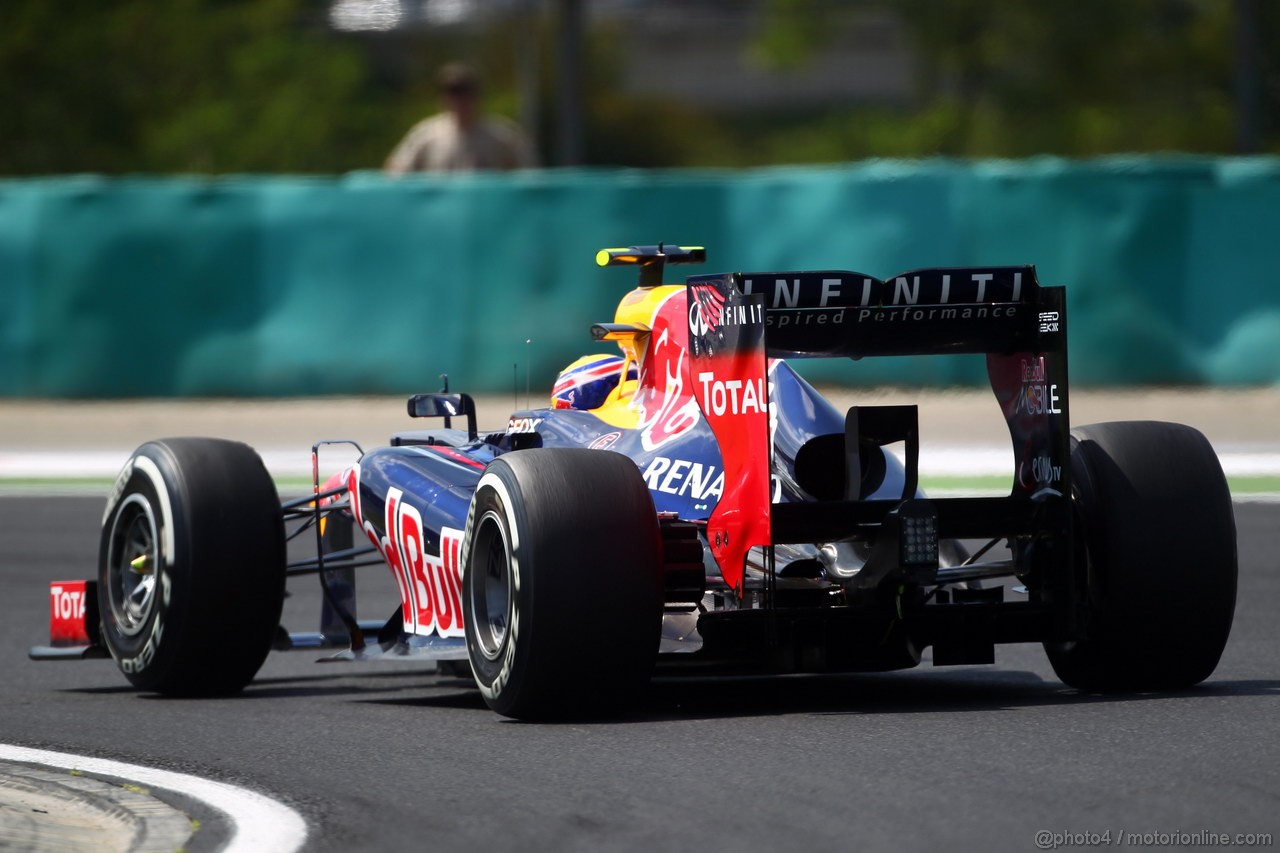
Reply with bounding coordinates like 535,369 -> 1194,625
899,502 -> 939,568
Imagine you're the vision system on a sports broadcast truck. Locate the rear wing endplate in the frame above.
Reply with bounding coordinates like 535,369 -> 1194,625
689,266 -> 1051,359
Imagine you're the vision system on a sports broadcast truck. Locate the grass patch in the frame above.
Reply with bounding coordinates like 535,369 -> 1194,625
918,475 -> 1013,496
919,474 -> 1280,496
1229,475 -> 1280,494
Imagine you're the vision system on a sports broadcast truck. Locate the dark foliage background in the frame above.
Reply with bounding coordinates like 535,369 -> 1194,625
2,0 -> 1276,175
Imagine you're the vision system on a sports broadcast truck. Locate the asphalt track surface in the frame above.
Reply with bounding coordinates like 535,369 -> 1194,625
3,495 -> 1278,852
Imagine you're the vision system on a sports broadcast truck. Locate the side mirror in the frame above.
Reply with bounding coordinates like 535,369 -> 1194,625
407,393 -> 477,440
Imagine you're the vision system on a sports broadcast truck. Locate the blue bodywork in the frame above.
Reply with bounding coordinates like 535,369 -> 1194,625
352,361 -> 907,564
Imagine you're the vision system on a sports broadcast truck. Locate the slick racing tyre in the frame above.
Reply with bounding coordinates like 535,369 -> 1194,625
1045,421 -> 1237,691
461,448 -> 663,720
98,438 -> 286,695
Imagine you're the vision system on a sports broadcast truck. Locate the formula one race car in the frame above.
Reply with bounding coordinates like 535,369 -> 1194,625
32,245 -> 1238,720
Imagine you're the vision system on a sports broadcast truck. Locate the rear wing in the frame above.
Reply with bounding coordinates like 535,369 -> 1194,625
688,266 -> 1054,359
687,266 -> 1070,597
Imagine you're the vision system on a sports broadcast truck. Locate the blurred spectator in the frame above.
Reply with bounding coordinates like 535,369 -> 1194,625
385,63 -> 537,174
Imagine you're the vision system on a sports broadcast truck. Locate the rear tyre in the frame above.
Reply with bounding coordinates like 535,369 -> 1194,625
98,438 -> 286,695
1045,421 -> 1237,691
461,449 -> 662,720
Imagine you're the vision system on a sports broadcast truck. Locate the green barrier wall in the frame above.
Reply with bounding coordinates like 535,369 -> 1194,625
2,157 -> 1278,397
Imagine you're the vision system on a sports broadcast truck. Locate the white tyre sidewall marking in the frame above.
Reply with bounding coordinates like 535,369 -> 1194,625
0,744 -> 307,853
131,454 -> 176,567
464,470 -> 521,703
104,453 -> 176,676
103,452 -> 176,569
473,509 -> 511,663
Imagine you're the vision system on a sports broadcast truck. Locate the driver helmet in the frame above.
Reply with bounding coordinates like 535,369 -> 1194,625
551,354 -> 636,410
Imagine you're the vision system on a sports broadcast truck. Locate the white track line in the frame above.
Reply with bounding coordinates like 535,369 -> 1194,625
0,744 -> 307,853
3,446 -> 1280,478
0,450 -> 311,478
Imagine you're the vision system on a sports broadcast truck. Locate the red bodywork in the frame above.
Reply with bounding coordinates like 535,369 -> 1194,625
687,278 -> 772,597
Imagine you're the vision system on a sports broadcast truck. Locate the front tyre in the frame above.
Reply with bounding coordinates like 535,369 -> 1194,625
1046,421 -> 1238,691
99,438 -> 286,695
462,449 -> 663,720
